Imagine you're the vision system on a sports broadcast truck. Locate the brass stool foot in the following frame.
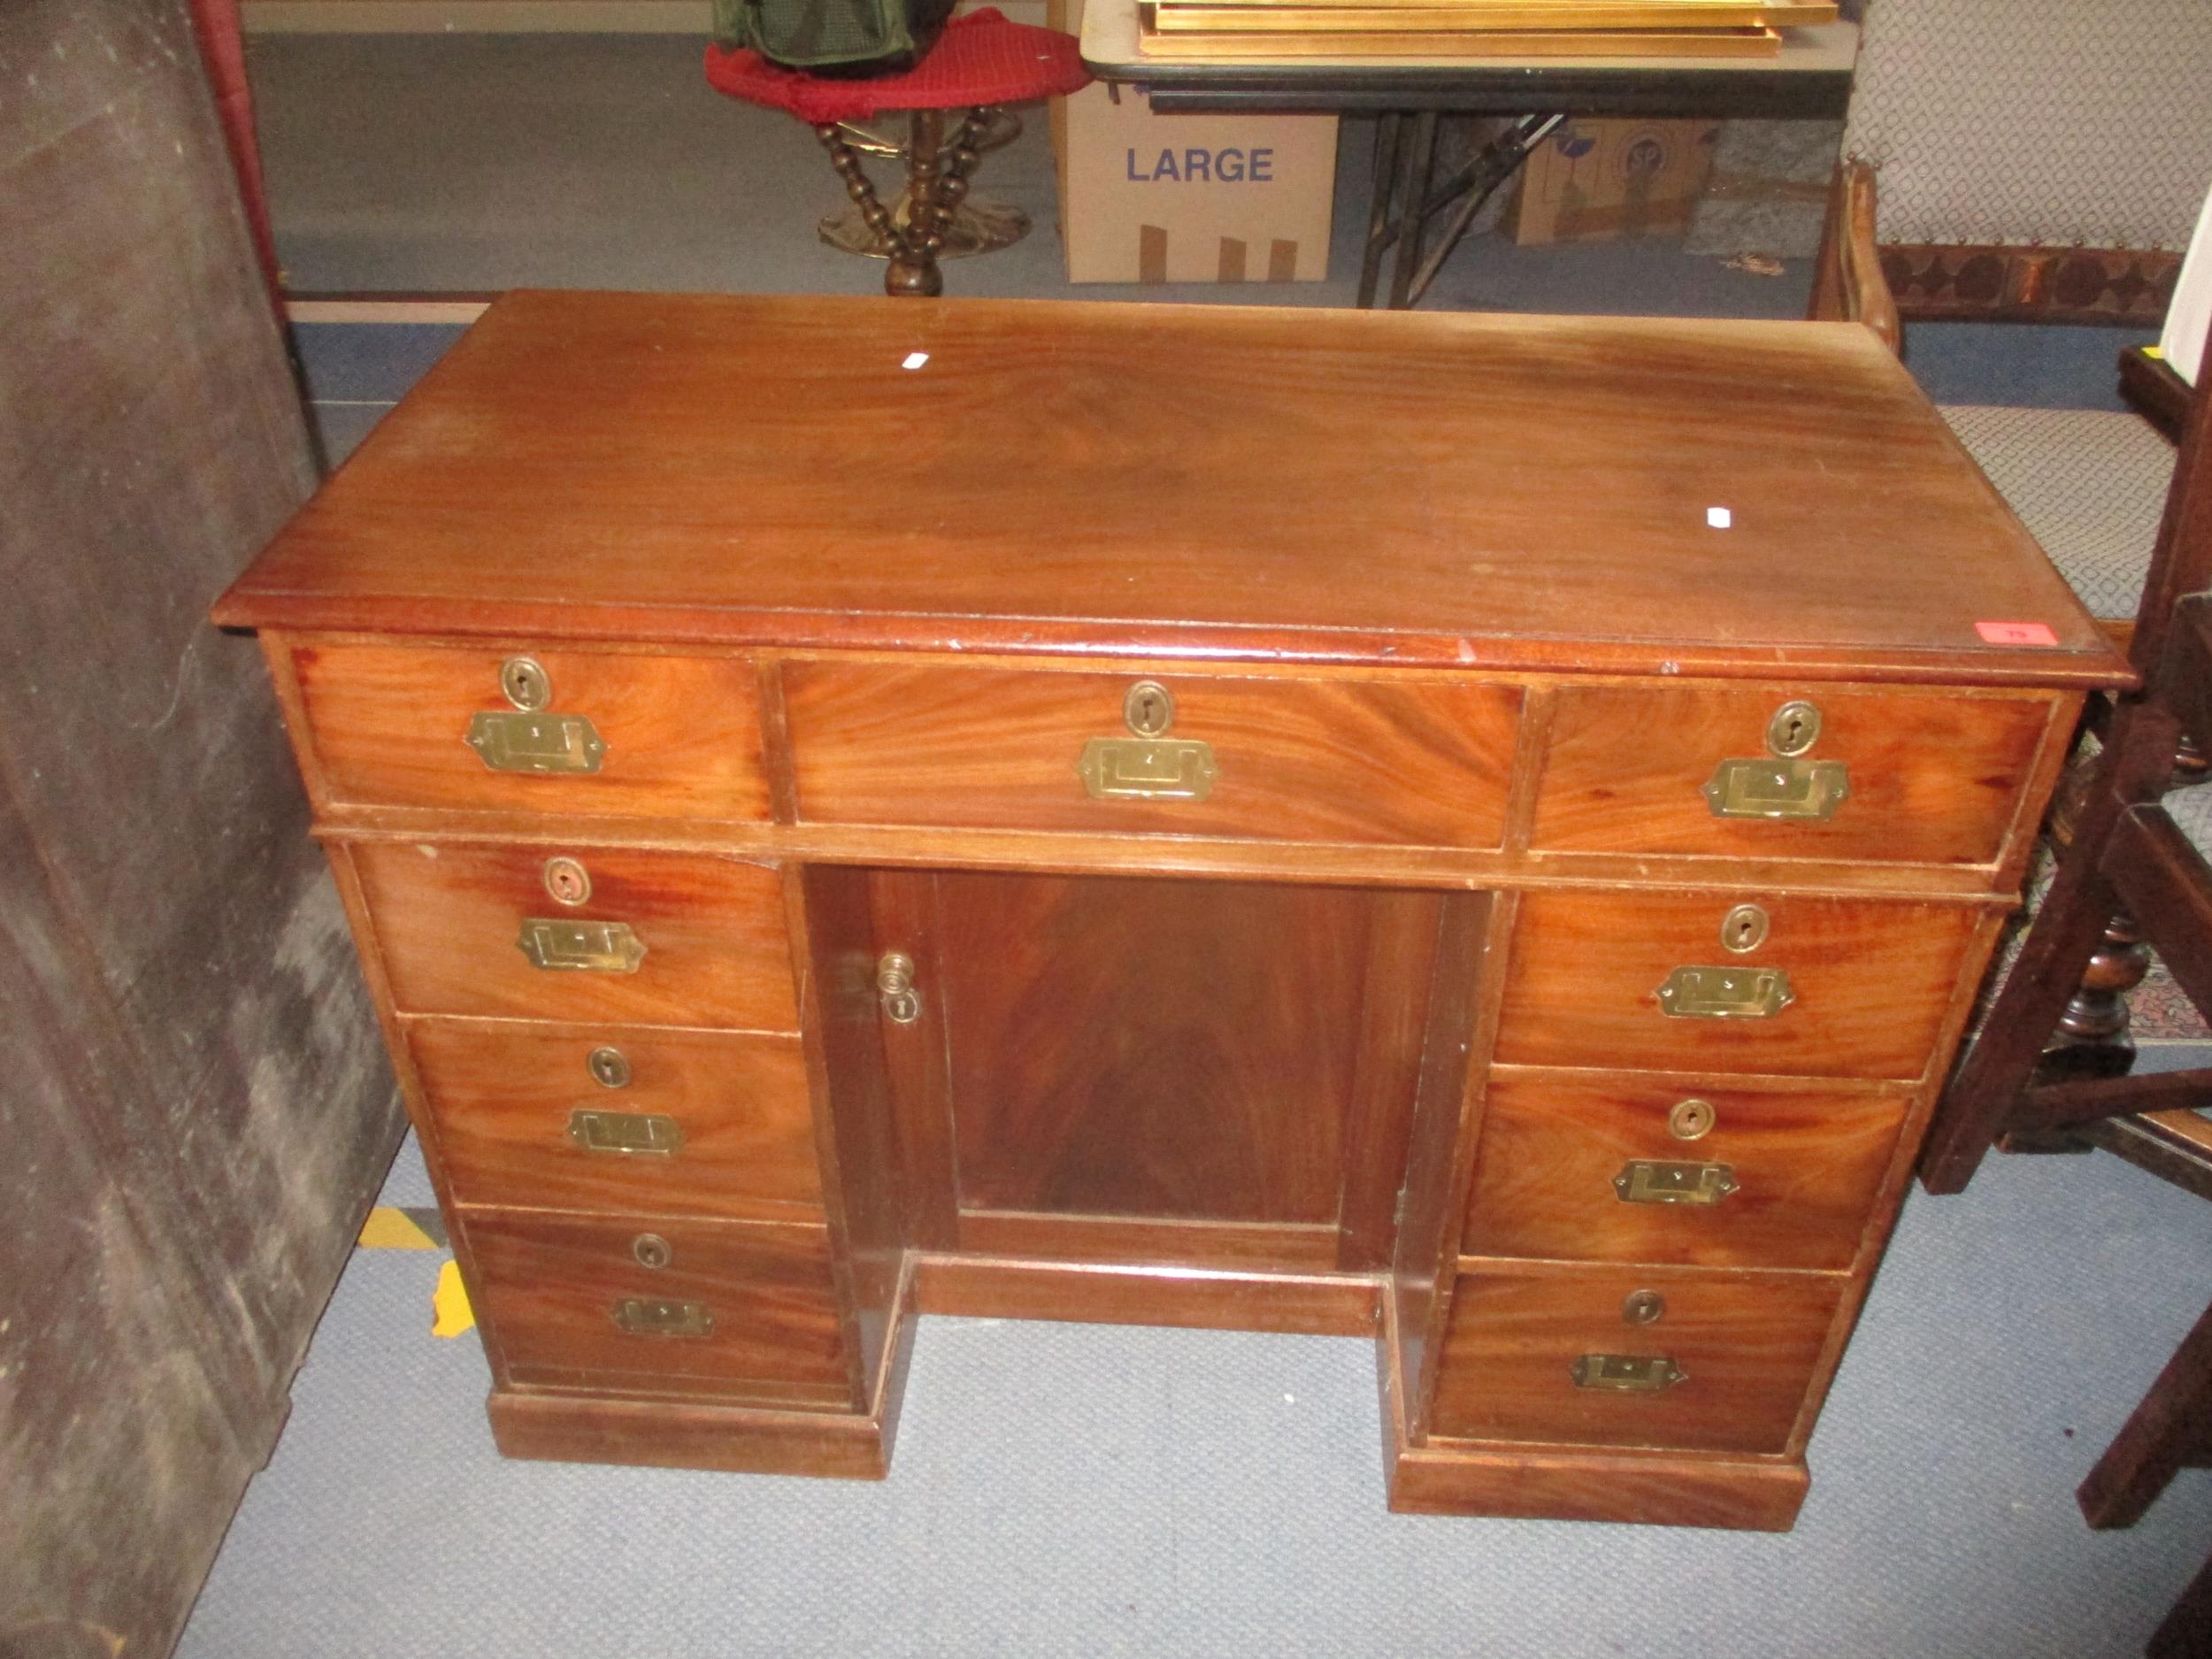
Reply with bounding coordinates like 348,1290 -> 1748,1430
818,192 -> 1030,261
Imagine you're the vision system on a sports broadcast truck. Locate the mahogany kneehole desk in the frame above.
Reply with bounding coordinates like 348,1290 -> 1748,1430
217,290 -> 2129,1530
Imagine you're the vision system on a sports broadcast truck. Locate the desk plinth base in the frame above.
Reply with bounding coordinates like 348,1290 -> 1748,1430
488,1389 -> 898,1480
1375,1311 -> 1808,1531
487,1269 -> 918,1481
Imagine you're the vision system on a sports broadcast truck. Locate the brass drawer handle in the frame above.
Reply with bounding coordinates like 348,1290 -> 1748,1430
611,1297 -> 714,1338
1613,1159 -> 1738,1206
1702,756 -> 1849,821
466,710 -> 608,775
567,1108 -> 683,1156
1571,1353 -> 1685,1393
517,918 -> 647,973
1655,964 -> 1793,1019
1077,737 -> 1217,801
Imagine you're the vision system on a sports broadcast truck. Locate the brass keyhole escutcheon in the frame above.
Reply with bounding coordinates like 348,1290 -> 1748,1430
543,856 -> 592,907
587,1046 -> 632,1089
1720,903 -> 1770,954
1766,699 -> 1821,757
1623,1289 -> 1666,1326
878,951 -> 921,1024
1124,680 -> 1175,739
633,1233 -> 672,1271
1668,1098 -> 1716,1141
500,656 -> 553,712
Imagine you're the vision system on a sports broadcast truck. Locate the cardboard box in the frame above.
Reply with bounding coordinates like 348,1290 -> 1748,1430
1509,119 -> 1720,247
1048,0 -> 1336,284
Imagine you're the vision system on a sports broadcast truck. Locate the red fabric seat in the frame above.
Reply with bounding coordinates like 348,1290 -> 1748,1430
703,8 -> 1091,126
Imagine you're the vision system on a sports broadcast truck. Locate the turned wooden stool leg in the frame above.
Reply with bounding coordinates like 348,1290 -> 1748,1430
886,109 -> 946,296
818,121 -> 911,277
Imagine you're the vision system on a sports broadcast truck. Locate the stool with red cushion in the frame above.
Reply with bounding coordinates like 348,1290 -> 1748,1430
705,8 -> 1090,296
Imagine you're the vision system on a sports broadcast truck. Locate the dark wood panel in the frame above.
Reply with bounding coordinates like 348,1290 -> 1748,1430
1531,682 -> 2055,865
463,1208 -> 854,1407
1389,891 -> 1500,1440
351,840 -> 798,1030
406,1018 -> 823,1219
1463,1071 -> 1909,1271
789,865 -> 912,1421
288,640 -> 773,820
1494,890 -> 1981,1079
213,291 -> 2124,690
1432,1261 -> 1845,1454
783,661 -> 1522,846
914,1253 -> 1379,1334
934,871 -> 1379,1225
1337,890 -> 1448,1270
956,1210 -> 1342,1271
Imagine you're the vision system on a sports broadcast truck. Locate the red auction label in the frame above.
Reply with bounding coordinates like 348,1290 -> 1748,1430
1975,620 -> 2060,646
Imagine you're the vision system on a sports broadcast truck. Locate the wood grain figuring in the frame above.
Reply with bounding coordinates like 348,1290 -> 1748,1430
1494,890 -> 1982,1079
463,1208 -> 853,1407
1463,1071 -> 1909,1271
1386,1439 -> 1809,1526
933,871 -> 1380,1225
782,661 -> 1522,846
350,840 -> 799,1030
212,292 -> 2126,689
288,641 -> 773,820
1431,1261 -> 1845,1453
405,1018 -> 823,1219
1530,682 -> 2054,864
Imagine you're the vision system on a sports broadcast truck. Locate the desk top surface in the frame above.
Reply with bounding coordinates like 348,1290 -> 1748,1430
1079,4 -> 1856,115
219,289 -> 2125,689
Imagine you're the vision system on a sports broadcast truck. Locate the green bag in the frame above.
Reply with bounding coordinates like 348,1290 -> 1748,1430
714,0 -> 956,76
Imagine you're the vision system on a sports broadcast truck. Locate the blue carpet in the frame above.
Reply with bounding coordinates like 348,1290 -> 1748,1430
177,1128 -> 2212,1659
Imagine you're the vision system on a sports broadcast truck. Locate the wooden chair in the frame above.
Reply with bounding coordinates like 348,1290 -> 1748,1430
2079,1297 -> 2212,1659
1819,131 -> 2212,1655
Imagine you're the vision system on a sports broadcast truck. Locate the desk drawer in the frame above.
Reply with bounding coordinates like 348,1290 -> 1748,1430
1463,1072 -> 1909,1271
411,1019 -> 822,1220
1431,1262 -> 1844,1455
1493,891 -> 1983,1081
289,641 -> 773,819
351,841 -> 797,1031
1531,683 -> 2051,864
465,1209 -> 853,1409
780,662 -> 1522,846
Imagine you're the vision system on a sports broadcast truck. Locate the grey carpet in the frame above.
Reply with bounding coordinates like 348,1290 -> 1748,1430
177,1125 -> 2212,1658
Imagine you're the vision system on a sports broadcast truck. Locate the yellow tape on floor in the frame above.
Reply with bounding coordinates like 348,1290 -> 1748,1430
432,1258 -> 476,1338
357,1206 -> 442,1250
